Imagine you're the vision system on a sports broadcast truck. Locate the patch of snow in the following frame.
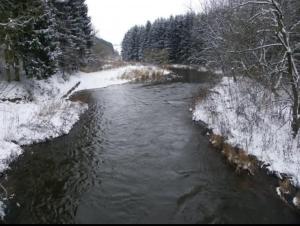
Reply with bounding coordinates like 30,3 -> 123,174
0,201 -> 5,220
1,101 -> 88,146
169,64 -> 194,70
0,141 -> 22,172
293,197 -> 300,207
169,64 -> 210,73
73,66 -> 136,91
193,77 -> 300,186
214,70 -> 223,75
0,81 -> 30,101
198,67 -> 208,72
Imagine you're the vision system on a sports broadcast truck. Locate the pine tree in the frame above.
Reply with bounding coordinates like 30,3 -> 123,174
139,21 -> 151,62
0,0 -> 28,81
121,26 -> 141,61
121,13 -> 203,65
67,0 -> 93,69
1,0 -> 94,81
178,13 -> 194,63
49,0 -> 93,74
18,0 -> 60,79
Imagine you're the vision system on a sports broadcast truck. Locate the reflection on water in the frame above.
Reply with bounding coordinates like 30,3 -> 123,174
2,71 -> 300,223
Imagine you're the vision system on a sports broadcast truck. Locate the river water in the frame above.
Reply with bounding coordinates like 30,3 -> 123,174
2,70 -> 300,223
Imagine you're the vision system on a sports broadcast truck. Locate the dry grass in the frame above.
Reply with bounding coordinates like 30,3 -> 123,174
209,133 -> 258,176
120,68 -> 167,83
278,178 -> 295,195
209,130 -> 300,208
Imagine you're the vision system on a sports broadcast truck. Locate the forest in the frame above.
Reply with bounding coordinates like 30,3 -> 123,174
0,0 -> 93,81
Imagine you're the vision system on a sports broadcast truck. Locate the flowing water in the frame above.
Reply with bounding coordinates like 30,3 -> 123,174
2,69 -> 300,223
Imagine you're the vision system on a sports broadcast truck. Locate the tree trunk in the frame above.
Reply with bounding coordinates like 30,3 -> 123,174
286,51 -> 300,137
4,50 -> 11,82
6,64 -> 11,82
14,57 -> 20,81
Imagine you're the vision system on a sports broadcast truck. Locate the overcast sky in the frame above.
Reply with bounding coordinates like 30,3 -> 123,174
86,0 -> 202,48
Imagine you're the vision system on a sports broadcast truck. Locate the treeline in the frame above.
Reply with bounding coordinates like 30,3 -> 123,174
121,13 -> 202,65
122,0 -> 300,136
0,0 -> 93,81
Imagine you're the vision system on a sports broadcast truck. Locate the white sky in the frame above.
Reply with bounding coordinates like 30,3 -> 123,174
86,0 -> 202,48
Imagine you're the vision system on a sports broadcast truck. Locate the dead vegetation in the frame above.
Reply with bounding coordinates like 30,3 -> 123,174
81,60 -> 128,73
209,133 -> 258,176
208,131 -> 300,209
120,67 -> 180,83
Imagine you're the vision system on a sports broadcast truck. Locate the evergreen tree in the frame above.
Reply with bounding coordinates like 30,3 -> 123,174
139,21 -> 151,62
121,26 -> 141,61
121,13 -> 198,65
178,13 -> 195,63
0,0 -> 29,81
50,0 -> 93,74
18,0 -> 60,79
0,0 -> 94,81
67,0 -> 93,69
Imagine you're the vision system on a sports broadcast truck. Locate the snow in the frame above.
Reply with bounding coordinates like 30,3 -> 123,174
72,66 -> 134,91
169,64 -> 195,70
0,201 -> 5,220
0,65 -> 145,174
0,81 -> 30,101
0,100 -> 87,146
169,64 -> 208,72
30,66 -> 140,101
0,141 -> 22,172
193,77 -> 300,186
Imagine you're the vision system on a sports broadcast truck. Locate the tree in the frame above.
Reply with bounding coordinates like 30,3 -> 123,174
18,0 -> 60,79
0,0 -> 94,81
122,14 -> 199,64
67,0 -> 93,69
121,26 -> 141,61
50,0 -> 93,74
226,0 -> 300,136
198,0 -> 300,136
0,0 -> 29,81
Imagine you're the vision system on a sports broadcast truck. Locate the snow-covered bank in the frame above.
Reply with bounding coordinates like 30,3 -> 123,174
0,65 -> 146,173
193,77 -> 300,186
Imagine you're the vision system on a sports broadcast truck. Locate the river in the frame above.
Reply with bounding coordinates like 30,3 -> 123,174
2,69 -> 300,223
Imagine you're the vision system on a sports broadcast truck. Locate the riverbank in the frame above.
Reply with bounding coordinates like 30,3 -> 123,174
0,65 -> 173,173
193,76 -> 300,208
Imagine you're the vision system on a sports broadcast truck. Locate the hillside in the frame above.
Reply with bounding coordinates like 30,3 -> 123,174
81,37 -> 121,72
92,37 -> 117,59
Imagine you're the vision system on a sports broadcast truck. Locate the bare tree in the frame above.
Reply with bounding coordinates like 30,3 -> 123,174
199,0 -> 300,136
234,0 -> 300,136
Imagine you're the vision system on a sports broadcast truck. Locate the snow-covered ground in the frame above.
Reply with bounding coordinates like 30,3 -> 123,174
193,77 -> 300,186
0,65 -> 149,174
